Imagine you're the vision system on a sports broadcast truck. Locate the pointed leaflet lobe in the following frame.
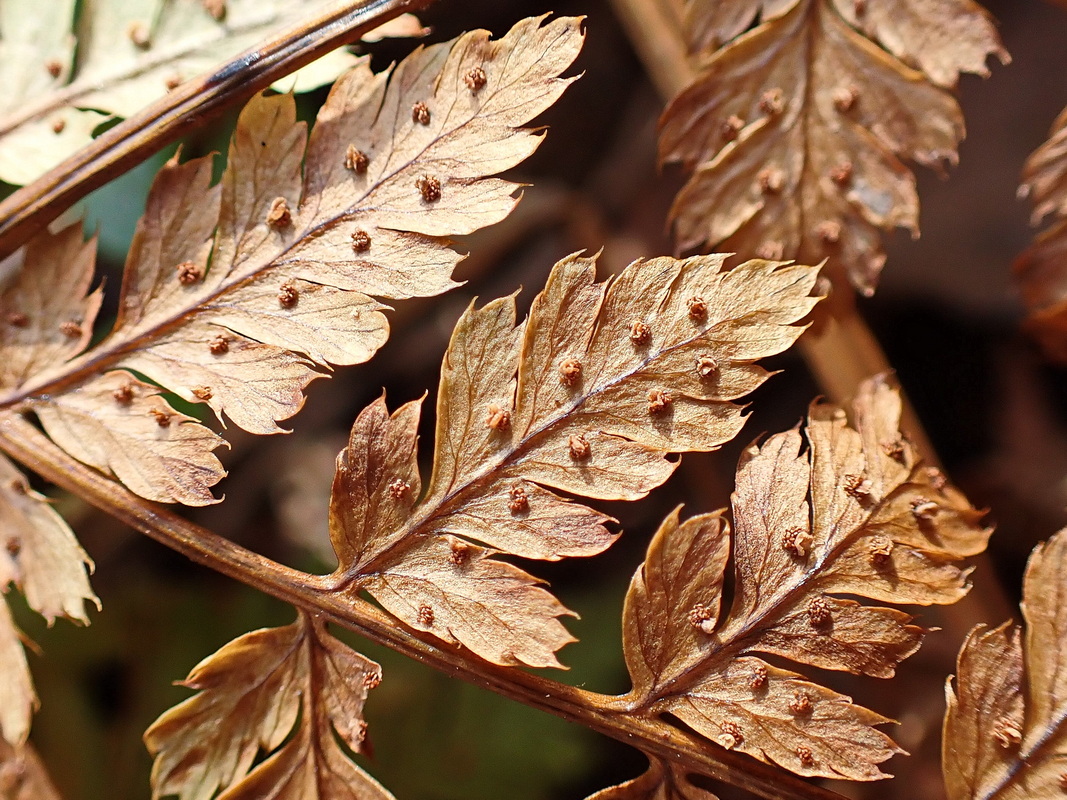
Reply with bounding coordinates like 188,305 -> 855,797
329,251 -> 820,667
661,0 -> 1006,295
145,611 -> 389,800
622,376 -> 989,780
943,528 -> 1067,800
0,451 -> 97,746
0,16 -> 583,505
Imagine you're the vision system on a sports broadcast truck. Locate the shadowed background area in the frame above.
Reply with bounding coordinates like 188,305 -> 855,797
15,1 -> 1067,798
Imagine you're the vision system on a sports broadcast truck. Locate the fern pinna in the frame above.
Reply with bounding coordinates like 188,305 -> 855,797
0,6 -> 1004,800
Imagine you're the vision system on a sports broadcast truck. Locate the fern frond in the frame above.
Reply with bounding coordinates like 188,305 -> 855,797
328,251 -> 821,668
659,0 -> 1007,294
943,528 -> 1067,799
600,376 -> 989,786
0,15 -> 583,505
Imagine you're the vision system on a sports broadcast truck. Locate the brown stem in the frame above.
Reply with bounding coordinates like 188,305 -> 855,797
0,0 -> 434,261
0,412 -> 847,800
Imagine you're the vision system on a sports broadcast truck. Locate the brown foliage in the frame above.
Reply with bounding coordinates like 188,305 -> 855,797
144,612 -> 388,800
659,0 -> 1007,295
328,252 -> 821,667
943,529 -> 1067,800
0,15 -> 582,505
588,376 -> 989,795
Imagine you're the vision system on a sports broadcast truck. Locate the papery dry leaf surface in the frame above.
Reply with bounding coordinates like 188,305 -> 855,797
660,0 -> 1007,295
145,611 -> 389,800
943,527 -> 1067,800
606,376 -> 989,784
0,739 -> 63,800
0,15 -> 582,507
1017,105 -> 1067,361
328,252 -> 821,668
0,0 -> 425,185
0,449 -> 97,746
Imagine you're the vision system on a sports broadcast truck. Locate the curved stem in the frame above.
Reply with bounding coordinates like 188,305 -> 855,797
0,0 -> 434,261
0,412 -> 848,800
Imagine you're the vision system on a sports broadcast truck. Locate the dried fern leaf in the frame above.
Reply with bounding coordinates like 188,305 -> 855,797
620,376 -> 989,780
586,757 -> 717,799
0,739 -> 63,800
1017,105 -> 1067,361
0,450 -> 97,746
943,528 -> 1067,799
0,15 -> 582,506
145,611 -> 390,800
660,0 -> 1007,295
329,251 -> 821,668
0,0 -> 424,186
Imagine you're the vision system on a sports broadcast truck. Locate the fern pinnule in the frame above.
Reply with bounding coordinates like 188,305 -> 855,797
0,15 -> 583,507
145,611 -> 390,800
0,447 -> 97,746
328,251 -> 821,668
589,376 -> 990,795
943,528 -> 1067,800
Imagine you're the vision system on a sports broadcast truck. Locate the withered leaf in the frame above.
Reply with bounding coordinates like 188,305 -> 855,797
145,611 -> 390,800
0,450 -> 97,746
0,0 -> 424,185
622,376 -> 989,780
0,739 -> 63,800
329,252 -> 820,668
0,599 -> 34,748
586,757 -> 718,799
1017,105 -> 1067,361
680,0 -> 795,52
0,15 -> 583,505
661,0 -> 1007,295
943,528 -> 1067,800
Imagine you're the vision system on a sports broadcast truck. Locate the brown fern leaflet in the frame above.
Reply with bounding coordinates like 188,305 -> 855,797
0,12 -> 583,762
145,611 -> 389,800
660,0 -> 1007,294
0,15 -> 583,506
588,376 -> 989,794
943,528 -> 1067,800
327,252 -> 821,667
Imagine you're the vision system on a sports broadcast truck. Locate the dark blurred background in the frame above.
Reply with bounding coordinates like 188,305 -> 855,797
16,1 -> 1067,798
